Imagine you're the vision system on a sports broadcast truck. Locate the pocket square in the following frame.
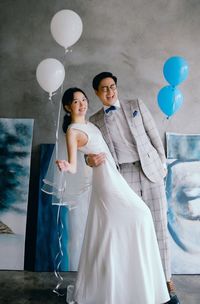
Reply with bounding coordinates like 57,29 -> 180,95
132,110 -> 138,117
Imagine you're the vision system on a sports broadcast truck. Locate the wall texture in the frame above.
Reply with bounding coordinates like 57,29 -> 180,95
1,0 -> 200,268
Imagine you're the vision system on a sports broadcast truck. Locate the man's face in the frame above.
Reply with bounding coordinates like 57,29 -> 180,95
95,77 -> 118,106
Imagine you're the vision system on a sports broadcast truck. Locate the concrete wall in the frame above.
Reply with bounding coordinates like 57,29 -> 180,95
0,0 -> 200,268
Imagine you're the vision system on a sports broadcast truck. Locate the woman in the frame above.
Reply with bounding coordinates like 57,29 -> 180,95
56,87 -> 170,304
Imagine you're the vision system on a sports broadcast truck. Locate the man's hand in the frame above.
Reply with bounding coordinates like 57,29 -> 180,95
86,153 -> 106,167
56,160 -> 70,172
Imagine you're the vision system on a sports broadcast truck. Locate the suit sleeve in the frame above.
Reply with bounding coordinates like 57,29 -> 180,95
137,99 -> 166,164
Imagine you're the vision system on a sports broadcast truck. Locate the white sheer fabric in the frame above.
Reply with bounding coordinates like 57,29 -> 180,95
41,106 -> 92,207
41,108 -> 92,270
42,146 -> 92,207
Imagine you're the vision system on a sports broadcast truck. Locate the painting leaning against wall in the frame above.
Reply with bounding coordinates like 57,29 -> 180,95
166,132 -> 200,274
0,118 -> 34,270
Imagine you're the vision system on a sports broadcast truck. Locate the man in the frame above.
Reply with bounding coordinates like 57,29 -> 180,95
86,72 -> 180,304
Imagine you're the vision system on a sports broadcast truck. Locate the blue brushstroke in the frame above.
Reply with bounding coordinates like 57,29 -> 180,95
35,144 -> 69,271
0,119 -> 33,213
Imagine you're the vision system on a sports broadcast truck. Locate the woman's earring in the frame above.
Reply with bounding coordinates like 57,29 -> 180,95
66,111 -> 71,116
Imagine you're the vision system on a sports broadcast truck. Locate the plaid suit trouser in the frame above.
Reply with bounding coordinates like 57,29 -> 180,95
119,161 -> 171,281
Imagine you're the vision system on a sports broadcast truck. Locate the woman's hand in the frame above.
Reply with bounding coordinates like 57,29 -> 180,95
56,160 -> 70,172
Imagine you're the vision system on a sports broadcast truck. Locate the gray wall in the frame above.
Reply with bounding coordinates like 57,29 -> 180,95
0,0 -> 200,268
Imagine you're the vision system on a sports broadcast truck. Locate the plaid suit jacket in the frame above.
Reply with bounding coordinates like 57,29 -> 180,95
89,99 -> 166,183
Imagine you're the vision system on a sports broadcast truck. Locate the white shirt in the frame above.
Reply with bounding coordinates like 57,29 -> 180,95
103,99 -> 121,112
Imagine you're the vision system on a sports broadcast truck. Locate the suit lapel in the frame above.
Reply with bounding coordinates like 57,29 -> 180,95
120,100 -> 139,142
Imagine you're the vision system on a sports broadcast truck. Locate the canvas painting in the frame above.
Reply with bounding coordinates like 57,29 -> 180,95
35,144 -> 91,271
166,132 -> 200,274
0,118 -> 34,270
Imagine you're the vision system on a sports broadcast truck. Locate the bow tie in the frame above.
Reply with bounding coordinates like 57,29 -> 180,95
105,105 -> 117,114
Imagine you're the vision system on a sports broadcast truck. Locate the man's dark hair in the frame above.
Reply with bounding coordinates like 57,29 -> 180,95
92,72 -> 117,91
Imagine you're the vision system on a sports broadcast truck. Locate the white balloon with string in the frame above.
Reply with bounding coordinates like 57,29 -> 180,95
36,58 -> 65,100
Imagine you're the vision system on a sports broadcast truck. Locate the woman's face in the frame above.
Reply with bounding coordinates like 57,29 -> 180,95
68,91 -> 88,117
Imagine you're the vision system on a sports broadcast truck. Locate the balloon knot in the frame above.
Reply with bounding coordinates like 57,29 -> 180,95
65,48 -> 72,54
49,93 -> 52,101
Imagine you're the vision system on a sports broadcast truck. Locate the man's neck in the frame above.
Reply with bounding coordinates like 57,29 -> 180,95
103,99 -> 120,109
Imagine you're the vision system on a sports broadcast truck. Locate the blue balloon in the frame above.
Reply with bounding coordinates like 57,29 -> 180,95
157,85 -> 183,117
163,56 -> 189,86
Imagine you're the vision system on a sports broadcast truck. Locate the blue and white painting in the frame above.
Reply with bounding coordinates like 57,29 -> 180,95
35,144 -> 91,271
35,144 -> 69,271
0,118 -> 34,270
166,132 -> 200,274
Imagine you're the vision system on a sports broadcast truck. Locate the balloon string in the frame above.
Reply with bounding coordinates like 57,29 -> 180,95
53,50 -> 68,296
55,93 -> 63,159
161,115 -> 171,135
53,204 -> 64,296
55,50 -> 68,159
53,172 -> 67,296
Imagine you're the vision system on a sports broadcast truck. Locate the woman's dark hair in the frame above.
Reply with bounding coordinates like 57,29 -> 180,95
62,87 -> 88,133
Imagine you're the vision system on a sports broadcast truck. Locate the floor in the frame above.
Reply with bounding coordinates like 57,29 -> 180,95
0,271 -> 199,304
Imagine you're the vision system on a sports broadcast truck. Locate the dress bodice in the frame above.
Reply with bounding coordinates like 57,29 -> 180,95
68,122 -> 111,156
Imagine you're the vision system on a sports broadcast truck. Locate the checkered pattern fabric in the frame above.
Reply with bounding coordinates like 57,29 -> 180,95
119,162 -> 171,281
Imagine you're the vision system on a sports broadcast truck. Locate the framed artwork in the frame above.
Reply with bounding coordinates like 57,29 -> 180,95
166,132 -> 200,274
0,118 -> 34,269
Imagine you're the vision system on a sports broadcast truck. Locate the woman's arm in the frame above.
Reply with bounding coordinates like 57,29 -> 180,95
56,128 -> 78,174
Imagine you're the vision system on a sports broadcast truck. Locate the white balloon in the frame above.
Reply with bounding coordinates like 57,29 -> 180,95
50,9 -> 83,50
36,58 -> 65,98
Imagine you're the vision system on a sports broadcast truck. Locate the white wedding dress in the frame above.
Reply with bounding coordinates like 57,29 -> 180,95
68,121 -> 169,304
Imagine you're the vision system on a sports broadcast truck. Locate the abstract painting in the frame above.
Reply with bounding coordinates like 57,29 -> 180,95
166,132 -> 200,274
0,118 -> 34,269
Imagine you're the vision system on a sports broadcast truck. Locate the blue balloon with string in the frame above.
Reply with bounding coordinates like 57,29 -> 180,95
157,85 -> 183,117
163,56 -> 189,86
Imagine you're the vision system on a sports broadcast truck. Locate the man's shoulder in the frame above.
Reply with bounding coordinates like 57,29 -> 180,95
120,98 -> 140,108
89,108 -> 104,123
